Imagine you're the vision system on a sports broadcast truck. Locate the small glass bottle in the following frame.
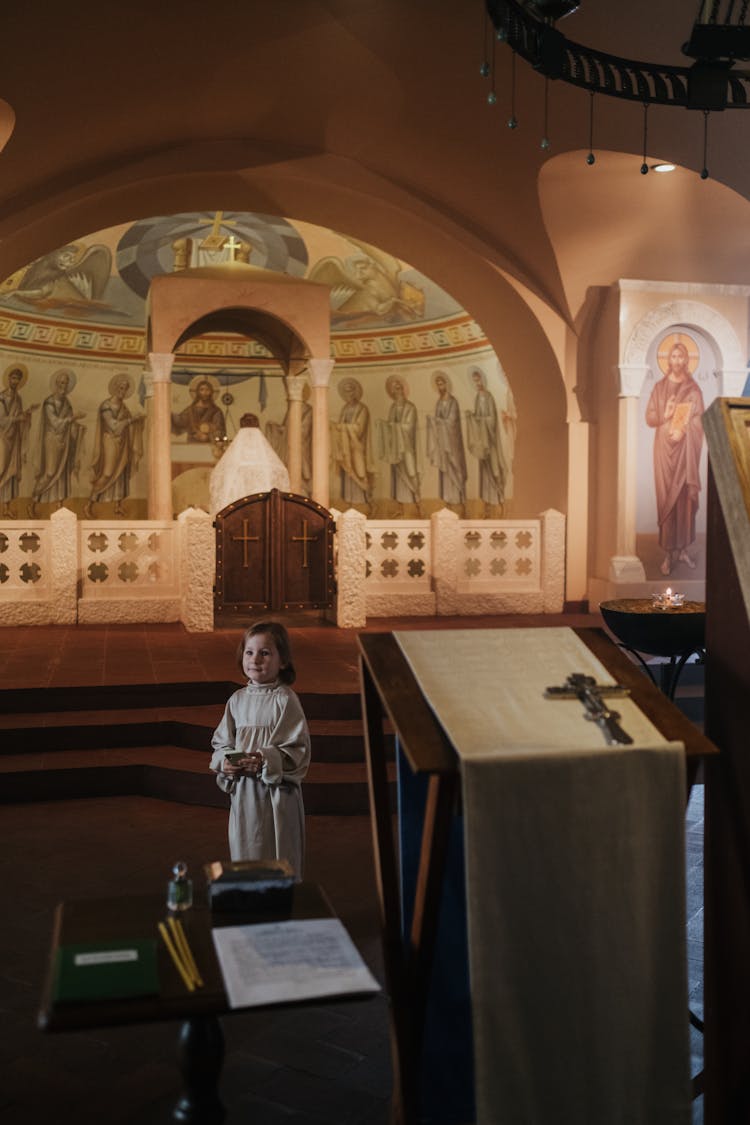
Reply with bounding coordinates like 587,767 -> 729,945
166,860 -> 193,912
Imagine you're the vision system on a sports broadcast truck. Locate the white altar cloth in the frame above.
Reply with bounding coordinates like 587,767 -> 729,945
394,627 -> 691,1125
209,427 -> 290,515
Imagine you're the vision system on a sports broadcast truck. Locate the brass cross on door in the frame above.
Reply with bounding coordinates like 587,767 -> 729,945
231,519 -> 260,568
214,489 -> 335,618
289,520 -> 319,569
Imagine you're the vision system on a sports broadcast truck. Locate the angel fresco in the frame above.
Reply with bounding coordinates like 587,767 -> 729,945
308,236 -> 424,328
3,242 -> 113,312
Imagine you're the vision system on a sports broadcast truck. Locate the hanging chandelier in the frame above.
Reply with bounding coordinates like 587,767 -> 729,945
482,0 -> 750,175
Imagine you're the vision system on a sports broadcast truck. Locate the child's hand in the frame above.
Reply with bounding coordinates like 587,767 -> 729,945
246,751 -> 264,777
222,752 -> 264,777
223,756 -> 252,775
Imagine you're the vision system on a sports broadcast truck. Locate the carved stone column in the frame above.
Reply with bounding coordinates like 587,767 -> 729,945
146,352 -> 175,521
285,374 -> 307,494
308,357 -> 335,510
566,419 -> 589,604
334,507 -> 367,628
50,506 -> 77,624
431,507 -> 461,616
609,365 -> 647,583
177,507 -> 214,632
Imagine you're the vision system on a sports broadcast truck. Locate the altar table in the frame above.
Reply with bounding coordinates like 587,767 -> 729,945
359,626 -> 717,1125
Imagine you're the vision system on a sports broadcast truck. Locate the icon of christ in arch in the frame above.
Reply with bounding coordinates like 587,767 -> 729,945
645,332 -> 705,577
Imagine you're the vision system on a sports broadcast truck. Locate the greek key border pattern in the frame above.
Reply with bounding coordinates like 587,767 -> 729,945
0,312 -> 486,365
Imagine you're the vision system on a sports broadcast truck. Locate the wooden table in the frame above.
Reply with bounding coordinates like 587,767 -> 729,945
359,626 -> 719,1123
38,884 -> 342,1124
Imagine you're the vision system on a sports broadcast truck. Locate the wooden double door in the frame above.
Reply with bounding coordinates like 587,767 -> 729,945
214,489 -> 335,617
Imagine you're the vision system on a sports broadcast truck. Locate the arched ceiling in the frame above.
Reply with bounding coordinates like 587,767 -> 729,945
539,151 -> 750,321
0,0 -> 748,336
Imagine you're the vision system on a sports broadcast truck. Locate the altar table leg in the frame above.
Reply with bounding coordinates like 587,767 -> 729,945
360,654 -> 459,1125
360,659 -> 415,1123
173,1015 -> 225,1124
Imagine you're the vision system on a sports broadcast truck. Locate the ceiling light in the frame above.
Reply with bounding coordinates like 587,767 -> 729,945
481,0 -> 750,178
652,163 -> 677,173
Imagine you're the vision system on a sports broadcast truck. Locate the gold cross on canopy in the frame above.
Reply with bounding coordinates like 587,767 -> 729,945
223,235 -> 241,260
198,210 -> 239,252
290,519 -> 319,569
231,520 -> 260,568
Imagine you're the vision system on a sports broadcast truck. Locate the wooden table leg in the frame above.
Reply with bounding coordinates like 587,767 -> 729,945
408,771 -> 458,1042
360,656 -> 414,1122
360,654 -> 458,1125
173,1015 -> 225,1124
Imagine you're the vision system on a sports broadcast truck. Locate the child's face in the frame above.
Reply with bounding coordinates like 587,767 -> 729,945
243,632 -> 283,685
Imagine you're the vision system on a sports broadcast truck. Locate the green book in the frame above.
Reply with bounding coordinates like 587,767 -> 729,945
52,938 -> 159,1003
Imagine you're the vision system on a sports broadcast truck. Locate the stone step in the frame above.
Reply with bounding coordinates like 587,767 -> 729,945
0,681 -> 393,815
0,747 -> 392,816
0,716 -> 387,763
0,683 -> 364,719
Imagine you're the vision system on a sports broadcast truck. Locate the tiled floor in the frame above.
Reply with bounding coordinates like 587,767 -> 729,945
2,799 -> 389,1125
0,615 -> 705,1124
0,612 -> 603,691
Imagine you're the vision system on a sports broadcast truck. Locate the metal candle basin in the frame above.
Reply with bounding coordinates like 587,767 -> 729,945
599,598 -> 706,657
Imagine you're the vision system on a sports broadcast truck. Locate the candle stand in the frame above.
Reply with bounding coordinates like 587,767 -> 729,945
599,598 -> 706,701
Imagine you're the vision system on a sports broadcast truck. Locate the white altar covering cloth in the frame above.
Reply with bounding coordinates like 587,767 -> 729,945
394,627 -> 691,1125
209,427 -> 290,515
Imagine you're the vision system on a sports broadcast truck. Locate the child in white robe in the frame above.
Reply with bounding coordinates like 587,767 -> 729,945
210,621 -> 311,880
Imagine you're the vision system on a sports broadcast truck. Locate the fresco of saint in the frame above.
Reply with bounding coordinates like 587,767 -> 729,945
0,363 -> 37,517
29,369 -> 86,514
466,366 -> 505,514
331,377 -> 374,505
84,374 -> 145,518
377,375 -> 420,508
426,369 -> 467,507
172,375 -> 226,444
645,336 -> 705,576
265,383 -> 313,496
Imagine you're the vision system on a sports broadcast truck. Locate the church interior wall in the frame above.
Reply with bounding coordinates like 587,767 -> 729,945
584,278 -> 750,602
0,210 -> 573,530
621,282 -> 749,583
0,349 -> 149,520
0,339 -> 532,523
619,284 -> 750,357
467,280 -> 568,520
15,188 -> 745,607
587,285 -> 621,582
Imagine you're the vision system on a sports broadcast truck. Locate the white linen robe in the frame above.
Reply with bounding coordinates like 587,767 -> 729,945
210,682 -> 311,879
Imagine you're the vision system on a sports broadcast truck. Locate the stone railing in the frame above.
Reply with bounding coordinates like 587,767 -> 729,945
333,507 -> 566,627
0,505 -> 564,631
0,507 -> 214,631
